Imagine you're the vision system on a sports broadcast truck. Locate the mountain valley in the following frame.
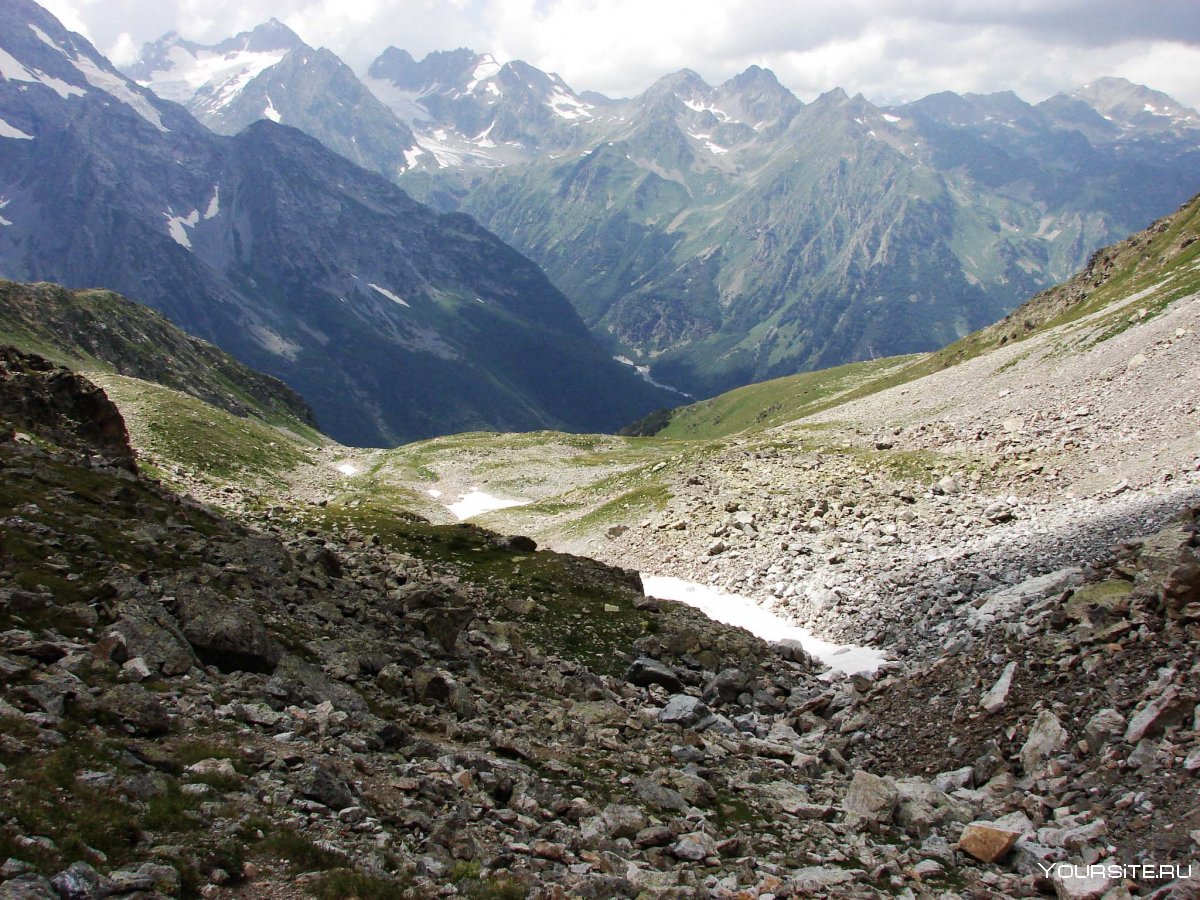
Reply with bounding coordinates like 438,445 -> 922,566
0,186 -> 1197,898
1,1 -> 1199,897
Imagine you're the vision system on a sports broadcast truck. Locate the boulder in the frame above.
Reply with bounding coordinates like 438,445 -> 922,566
299,762 -> 355,810
842,770 -> 898,823
1124,685 -> 1183,743
105,616 -> 195,676
98,683 -> 171,736
1084,708 -> 1126,753
980,661 -> 1017,714
958,821 -> 1021,862
658,695 -> 712,728
172,589 -> 281,674
625,657 -> 683,693
1020,710 -> 1068,773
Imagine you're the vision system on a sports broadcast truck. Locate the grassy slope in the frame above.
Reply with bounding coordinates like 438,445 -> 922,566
0,280 -> 320,434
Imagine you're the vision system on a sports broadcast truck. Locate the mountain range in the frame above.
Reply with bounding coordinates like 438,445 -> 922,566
127,25 -> 1200,399
0,0 -> 675,447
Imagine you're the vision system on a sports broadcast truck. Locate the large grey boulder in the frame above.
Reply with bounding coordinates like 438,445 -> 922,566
172,588 -> 281,674
842,770 -> 898,823
625,657 -> 683,693
658,695 -> 711,728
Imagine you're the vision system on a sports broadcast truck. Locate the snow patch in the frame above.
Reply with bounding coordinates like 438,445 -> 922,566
705,141 -> 729,156
0,45 -> 85,99
362,76 -> 432,123
0,116 -> 33,140
465,56 -> 501,92
548,88 -> 592,121
427,488 -> 443,499
203,185 -> 220,220
447,489 -> 528,520
613,356 -> 692,397
882,113 -> 901,123
0,198 -> 12,227
262,95 -> 281,122
143,45 -> 287,108
682,98 -> 731,122
164,208 -> 200,249
334,462 -> 360,476
63,45 -> 168,131
368,283 -> 410,307
641,575 -> 888,676
403,145 -> 425,168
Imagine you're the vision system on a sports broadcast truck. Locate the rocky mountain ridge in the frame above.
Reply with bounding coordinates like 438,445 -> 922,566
124,19 -> 1200,405
0,280 -> 317,430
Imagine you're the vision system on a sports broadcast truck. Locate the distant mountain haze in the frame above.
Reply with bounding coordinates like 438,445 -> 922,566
127,28 -> 1200,399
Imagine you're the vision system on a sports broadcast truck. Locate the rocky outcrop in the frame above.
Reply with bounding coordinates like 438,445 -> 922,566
0,346 -> 135,470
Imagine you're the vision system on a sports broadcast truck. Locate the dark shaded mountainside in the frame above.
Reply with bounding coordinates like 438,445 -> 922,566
0,0 -> 674,447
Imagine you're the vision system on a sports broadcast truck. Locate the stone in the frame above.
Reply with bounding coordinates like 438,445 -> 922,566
1020,710 -> 1068,773
625,657 -> 683,693
1124,685 -> 1182,743
412,666 -> 456,703
634,826 -> 675,848
186,758 -> 240,780
98,683 -> 171,736
1051,867 -> 1113,899
0,875 -> 58,899
49,862 -> 106,900
105,617 -> 195,676
958,821 -> 1021,862
600,804 -> 646,840
932,767 -> 974,793
842,769 -> 898,823
298,762 -> 355,810
980,661 -> 1017,714
670,832 -> 716,861
658,695 -> 711,728
120,657 -> 153,680
703,667 -> 749,704
911,859 -> 943,879
1083,708 -> 1126,753
174,590 -> 281,674
935,476 -> 960,495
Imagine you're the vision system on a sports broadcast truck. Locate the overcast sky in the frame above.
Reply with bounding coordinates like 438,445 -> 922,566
40,0 -> 1200,109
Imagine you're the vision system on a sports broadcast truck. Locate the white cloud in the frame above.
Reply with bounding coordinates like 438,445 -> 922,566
37,0 -> 1200,110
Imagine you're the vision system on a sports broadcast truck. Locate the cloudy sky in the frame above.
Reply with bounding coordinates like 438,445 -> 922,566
40,0 -> 1200,108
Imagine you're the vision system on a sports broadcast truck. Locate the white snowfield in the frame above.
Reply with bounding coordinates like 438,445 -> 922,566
139,45 -> 287,109
641,574 -> 887,677
0,116 -> 33,140
447,489 -> 529,520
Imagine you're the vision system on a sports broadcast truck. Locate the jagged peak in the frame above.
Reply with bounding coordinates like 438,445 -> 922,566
645,68 -> 712,98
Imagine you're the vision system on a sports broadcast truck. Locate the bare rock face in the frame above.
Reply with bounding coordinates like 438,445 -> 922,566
0,346 -> 135,470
